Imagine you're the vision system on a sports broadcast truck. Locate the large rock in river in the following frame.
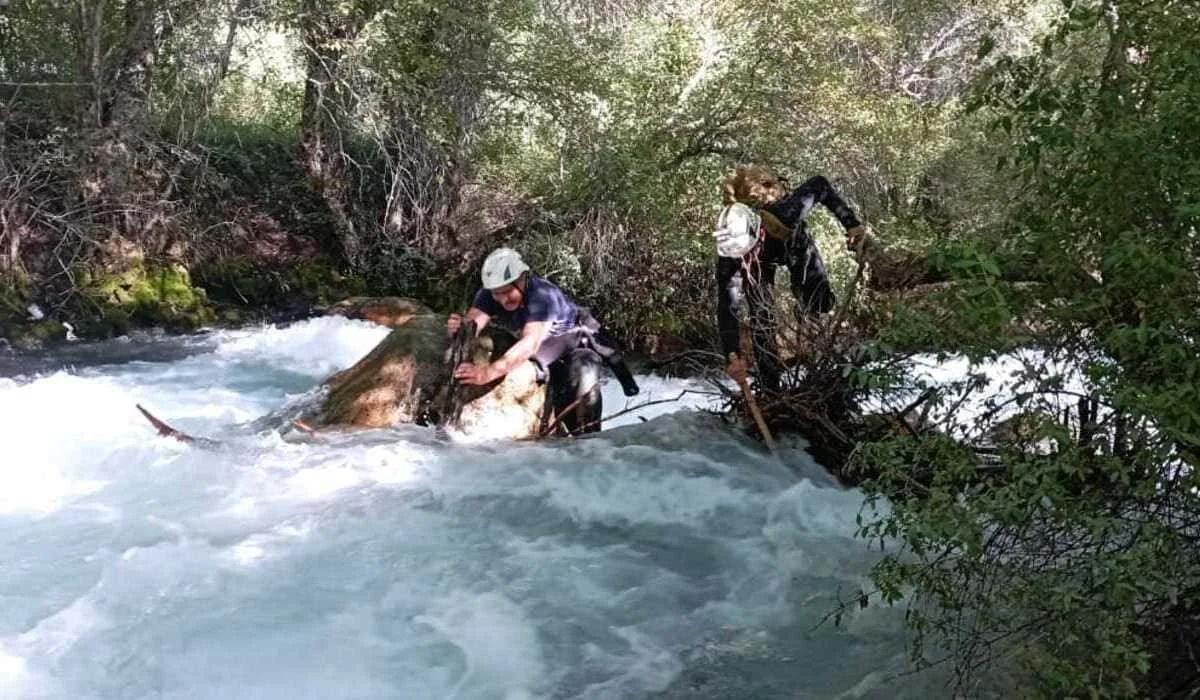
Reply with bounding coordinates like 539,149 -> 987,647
304,298 -> 548,440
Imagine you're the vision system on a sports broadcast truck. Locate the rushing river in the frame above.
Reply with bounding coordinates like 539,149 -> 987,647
0,317 -> 944,699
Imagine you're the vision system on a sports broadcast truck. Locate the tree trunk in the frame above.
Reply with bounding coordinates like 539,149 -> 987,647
194,0 -> 251,116
70,0 -> 107,127
214,0 -> 248,87
107,0 -> 158,128
308,299 -> 548,440
382,0 -> 489,259
298,0 -> 367,265
72,0 -> 161,237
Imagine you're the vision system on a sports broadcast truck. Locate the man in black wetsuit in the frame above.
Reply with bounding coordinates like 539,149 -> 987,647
713,169 -> 867,391
449,247 -> 639,435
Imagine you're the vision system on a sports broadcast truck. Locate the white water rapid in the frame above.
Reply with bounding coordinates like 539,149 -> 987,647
0,317 -> 942,699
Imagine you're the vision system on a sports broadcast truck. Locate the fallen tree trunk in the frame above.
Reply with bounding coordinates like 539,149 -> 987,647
307,298 -> 548,440
321,296 -> 428,329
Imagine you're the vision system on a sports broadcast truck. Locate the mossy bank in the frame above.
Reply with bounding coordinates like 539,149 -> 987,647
0,257 -> 368,351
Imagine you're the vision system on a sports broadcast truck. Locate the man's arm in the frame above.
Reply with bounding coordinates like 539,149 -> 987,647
454,321 -> 552,385
767,175 -> 862,232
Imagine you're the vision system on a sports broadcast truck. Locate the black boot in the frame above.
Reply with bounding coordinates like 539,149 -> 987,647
609,358 -> 640,396
577,312 -> 640,397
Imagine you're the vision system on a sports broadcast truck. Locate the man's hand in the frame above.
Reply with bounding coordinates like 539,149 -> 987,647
454,361 -> 498,386
726,353 -> 748,385
446,313 -> 462,336
845,224 -> 868,252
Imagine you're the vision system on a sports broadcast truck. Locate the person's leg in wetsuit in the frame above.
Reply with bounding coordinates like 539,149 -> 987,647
548,346 -> 604,435
745,263 -> 782,392
717,250 -> 783,393
577,309 -> 639,396
785,225 -> 836,315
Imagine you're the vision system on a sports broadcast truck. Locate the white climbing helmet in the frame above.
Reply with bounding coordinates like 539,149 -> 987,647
712,202 -> 761,258
480,247 -> 530,289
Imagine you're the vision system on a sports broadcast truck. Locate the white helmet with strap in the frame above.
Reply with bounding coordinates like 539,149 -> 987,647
481,247 -> 530,289
712,202 -> 761,258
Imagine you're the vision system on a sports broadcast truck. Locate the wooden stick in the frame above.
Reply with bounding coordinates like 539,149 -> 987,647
135,404 -> 221,449
136,403 -> 196,444
573,390 -> 704,433
728,353 -> 778,453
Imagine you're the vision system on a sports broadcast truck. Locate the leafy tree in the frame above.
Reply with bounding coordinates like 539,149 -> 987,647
855,0 -> 1200,695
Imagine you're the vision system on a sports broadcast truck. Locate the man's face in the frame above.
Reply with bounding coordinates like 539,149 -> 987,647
490,281 -> 523,311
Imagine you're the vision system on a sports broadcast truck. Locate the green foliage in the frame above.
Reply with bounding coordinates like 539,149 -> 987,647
855,1 -> 1200,695
207,70 -> 304,133
193,258 -> 367,309
2,0 -> 1027,345
0,272 -> 30,317
197,121 -> 337,244
465,0 -> 1033,344
0,1 -> 75,84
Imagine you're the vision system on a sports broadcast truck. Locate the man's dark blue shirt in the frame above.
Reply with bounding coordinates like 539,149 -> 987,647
473,275 -> 579,338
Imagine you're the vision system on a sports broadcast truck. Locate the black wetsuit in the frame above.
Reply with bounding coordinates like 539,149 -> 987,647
715,175 -> 862,390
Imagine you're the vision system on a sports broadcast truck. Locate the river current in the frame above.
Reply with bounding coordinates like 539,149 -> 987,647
0,317 -> 942,699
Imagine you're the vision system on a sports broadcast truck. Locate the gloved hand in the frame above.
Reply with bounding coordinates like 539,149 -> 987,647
845,225 -> 868,252
726,353 -> 748,386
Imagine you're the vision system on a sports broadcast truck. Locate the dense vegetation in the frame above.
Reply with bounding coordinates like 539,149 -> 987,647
2,0 -> 1197,695
0,0 -> 1018,345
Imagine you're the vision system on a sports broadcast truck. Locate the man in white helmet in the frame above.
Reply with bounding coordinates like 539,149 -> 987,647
714,169 -> 867,391
448,247 -> 640,435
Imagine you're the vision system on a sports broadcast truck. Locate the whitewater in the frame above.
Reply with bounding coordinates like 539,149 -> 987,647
0,316 -> 943,699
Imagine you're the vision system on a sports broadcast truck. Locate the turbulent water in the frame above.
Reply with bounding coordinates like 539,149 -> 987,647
0,317 -> 943,699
